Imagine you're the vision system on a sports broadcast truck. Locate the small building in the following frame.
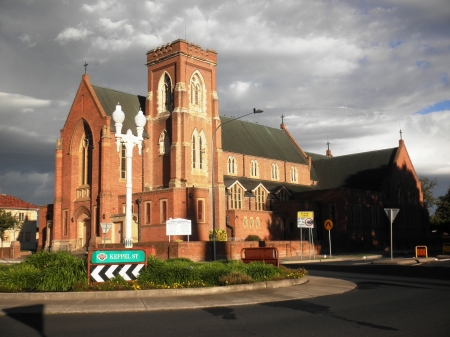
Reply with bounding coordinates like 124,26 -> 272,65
0,194 -> 39,251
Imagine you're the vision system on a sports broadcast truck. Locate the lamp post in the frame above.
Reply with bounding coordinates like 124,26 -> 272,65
112,103 -> 147,248
211,108 -> 263,260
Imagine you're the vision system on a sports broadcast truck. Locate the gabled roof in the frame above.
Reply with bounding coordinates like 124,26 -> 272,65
311,147 -> 398,191
224,175 -> 316,195
92,85 -> 147,136
221,116 -> 309,165
0,195 -> 37,209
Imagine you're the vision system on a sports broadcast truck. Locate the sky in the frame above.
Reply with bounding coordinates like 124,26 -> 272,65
0,0 -> 449,210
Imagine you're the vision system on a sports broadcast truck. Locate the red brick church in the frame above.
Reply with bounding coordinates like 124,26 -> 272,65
39,39 -> 428,254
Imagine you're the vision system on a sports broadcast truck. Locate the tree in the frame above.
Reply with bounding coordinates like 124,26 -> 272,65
419,176 -> 438,210
0,209 -> 20,242
433,187 -> 450,226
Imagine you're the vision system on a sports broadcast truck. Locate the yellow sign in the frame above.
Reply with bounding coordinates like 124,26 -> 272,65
297,212 -> 314,218
324,219 -> 333,230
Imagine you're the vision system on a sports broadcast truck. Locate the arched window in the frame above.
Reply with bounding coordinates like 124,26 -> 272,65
191,129 -> 207,172
255,186 -> 267,210
230,184 -> 243,209
278,189 -> 289,201
189,71 -> 206,113
290,166 -> 298,183
80,129 -> 92,186
157,72 -> 173,114
271,163 -> 279,180
250,160 -> 259,178
158,130 -> 170,155
228,156 -> 237,174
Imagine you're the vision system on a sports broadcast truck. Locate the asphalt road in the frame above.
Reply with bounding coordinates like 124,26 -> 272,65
1,259 -> 450,337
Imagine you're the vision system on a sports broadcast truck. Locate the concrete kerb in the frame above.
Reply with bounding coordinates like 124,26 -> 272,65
280,254 -> 383,264
0,277 -> 308,301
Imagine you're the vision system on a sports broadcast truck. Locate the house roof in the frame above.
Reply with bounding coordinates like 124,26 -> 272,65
311,147 -> 398,191
0,195 -> 37,209
220,116 -> 309,165
92,85 -> 147,136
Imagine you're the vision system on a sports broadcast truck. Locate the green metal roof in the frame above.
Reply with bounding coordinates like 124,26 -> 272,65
220,116 -> 308,165
312,148 -> 398,191
92,85 -> 147,136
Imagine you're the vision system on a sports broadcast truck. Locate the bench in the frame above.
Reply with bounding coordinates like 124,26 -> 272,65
241,247 -> 279,267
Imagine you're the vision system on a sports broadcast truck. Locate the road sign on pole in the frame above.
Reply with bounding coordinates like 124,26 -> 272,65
324,219 -> 333,258
384,208 -> 400,261
100,223 -> 113,248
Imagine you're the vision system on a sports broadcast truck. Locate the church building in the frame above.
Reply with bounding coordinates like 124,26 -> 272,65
41,39 -> 428,253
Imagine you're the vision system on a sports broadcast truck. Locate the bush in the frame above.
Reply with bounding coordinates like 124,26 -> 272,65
245,235 -> 262,241
0,264 -> 41,292
209,229 -> 227,241
242,262 -> 281,281
23,251 -> 87,291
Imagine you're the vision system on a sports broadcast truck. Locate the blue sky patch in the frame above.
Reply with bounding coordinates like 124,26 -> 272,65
416,100 -> 450,114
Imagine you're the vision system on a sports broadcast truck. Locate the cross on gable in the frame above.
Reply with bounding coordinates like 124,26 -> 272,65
281,114 -> 285,124
84,61 -> 89,74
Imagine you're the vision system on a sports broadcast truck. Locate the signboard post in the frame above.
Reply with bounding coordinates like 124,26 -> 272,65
384,208 -> 400,261
324,219 -> 333,258
100,223 -> 112,248
298,212 -> 314,260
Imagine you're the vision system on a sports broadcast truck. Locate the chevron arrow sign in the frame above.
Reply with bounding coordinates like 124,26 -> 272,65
90,264 -> 144,283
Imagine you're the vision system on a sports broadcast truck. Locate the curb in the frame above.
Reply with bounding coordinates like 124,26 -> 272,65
0,277 -> 308,301
280,255 -> 383,264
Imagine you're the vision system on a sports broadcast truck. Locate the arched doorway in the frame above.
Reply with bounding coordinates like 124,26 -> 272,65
77,213 -> 91,249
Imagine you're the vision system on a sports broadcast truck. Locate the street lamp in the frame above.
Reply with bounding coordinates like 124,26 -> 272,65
112,103 -> 147,248
211,108 -> 263,260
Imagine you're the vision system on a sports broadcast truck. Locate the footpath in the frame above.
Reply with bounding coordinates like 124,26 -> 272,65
1,252 -> 449,315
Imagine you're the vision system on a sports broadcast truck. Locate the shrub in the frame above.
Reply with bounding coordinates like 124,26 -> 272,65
243,262 -> 281,281
218,271 -> 254,285
23,251 -> 87,291
245,235 -> 262,241
0,264 -> 41,292
209,229 -> 227,241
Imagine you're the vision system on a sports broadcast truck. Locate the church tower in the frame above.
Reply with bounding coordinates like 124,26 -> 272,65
145,40 -> 219,190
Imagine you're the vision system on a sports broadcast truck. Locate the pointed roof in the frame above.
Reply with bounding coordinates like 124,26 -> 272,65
311,147 -> 398,191
220,116 -> 309,165
0,195 -> 37,209
92,85 -> 147,135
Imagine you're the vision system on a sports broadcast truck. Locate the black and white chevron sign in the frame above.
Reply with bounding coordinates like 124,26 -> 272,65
90,264 -> 144,282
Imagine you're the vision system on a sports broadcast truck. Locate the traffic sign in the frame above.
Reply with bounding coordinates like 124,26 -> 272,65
297,211 -> 314,228
100,222 -> 112,234
324,219 -> 333,230
90,264 -> 144,282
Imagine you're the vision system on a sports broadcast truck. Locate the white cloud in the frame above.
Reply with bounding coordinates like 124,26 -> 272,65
0,92 -> 51,112
55,23 -> 92,44
80,0 -> 117,13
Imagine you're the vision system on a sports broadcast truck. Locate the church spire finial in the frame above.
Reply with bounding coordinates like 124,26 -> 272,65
84,61 -> 89,74
399,129 -> 402,140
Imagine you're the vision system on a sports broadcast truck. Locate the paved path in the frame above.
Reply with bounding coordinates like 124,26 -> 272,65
0,276 -> 355,315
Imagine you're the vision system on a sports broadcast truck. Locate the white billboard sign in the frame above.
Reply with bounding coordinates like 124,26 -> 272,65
166,218 -> 192,236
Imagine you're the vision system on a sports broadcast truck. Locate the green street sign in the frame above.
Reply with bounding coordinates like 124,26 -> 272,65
91,250 -> 146,264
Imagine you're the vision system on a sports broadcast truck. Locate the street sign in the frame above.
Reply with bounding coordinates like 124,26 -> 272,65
324,219 -> 333,230
100,223 -> 112,234
91,250 -> 146,264
384,208 -> 400,222
384,208 -> 400,261
90,264 -> 144,282
297,211 -> 314,228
